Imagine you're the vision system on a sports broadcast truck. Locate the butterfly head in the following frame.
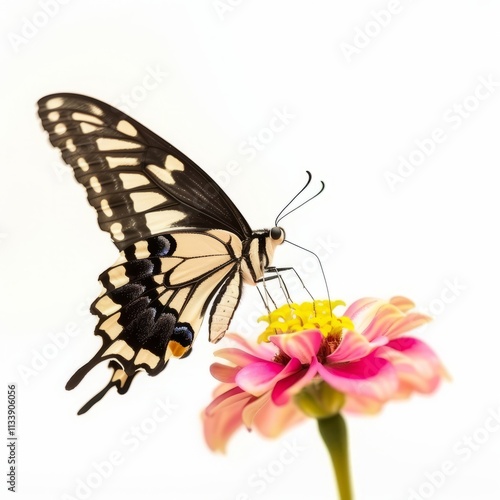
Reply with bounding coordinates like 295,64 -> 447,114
269,226 -> 286,244
261,226 -> 286,270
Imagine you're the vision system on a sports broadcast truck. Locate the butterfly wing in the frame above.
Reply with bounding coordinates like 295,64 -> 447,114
37,94 -> 250,412
37,93 -> 252,249
67,230 -> 243,414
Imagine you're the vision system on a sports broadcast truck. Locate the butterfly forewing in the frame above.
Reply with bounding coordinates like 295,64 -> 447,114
37,93 -> 251,249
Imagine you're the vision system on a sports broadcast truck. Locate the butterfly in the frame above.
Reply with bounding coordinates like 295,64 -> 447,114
38,93 -> 286,414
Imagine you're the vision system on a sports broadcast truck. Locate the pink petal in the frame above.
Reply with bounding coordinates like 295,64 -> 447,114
389,296 -> 415,313
205,386 -> 248,415
236,357 -> 302,396
384,313 -> 432,340
241,393 -> 272,429
342,393 -> 385,415
382,338 -> 448,394
253,396 -> 306,438
213,347 -> 265,367
212,382 -> 238,398
319,353 -> 398,401
271,359 -> 320,405
210,363 -> 240,383
344,298 -> 382,331
360,303 -> 408,342
327,329 -> 384,363
269,330 -> 323,363
225,333 -> 277,359
202,392 -> 254,452
345,297 -> 431,342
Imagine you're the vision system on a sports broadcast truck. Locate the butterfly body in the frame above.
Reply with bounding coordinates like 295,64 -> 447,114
38,93 -> 284,413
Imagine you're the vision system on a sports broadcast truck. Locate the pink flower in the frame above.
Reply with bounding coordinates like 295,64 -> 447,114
202,297 -> 447,452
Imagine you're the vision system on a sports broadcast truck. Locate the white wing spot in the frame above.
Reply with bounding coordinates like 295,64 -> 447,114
48,111 -> 59,121
119,173 -> 150,189
146,157 -> 184,185
94,295 -> 120,315
135,348 -> 160,368
80,122 -> 99,134
99,314 -> 123,340
130,192 -> 168,212
165,155 -> 184,172
106,156 -> 139,169
110,222 -> 125,241
46,97 -> 64,109
133,240 -> 150,259
103,340 -> 134,360
89,176 -> 102,193
97,138 -> 142,151
88,104 -> 104,116
100,199 -> 113,217
111,368 -> 128,386
146,164 -> 174,185
107,266 -> 129,288
54,123 -> 66,135
77,157 -> 89,171
72,112 -> 104,125
66,139 -> 76,152
117,120 -> 138,137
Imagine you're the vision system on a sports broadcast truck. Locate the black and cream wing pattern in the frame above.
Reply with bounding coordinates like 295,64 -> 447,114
38,94 -> 285,414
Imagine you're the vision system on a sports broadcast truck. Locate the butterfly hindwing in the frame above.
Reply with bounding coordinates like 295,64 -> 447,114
65,230 -> 244,413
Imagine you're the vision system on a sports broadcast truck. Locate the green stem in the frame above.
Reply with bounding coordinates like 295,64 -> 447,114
317,414 -> 353,500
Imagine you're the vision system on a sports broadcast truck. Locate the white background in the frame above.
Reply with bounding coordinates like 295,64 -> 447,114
1,1 -> 499,499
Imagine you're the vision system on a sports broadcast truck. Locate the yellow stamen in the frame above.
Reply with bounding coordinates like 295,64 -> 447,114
257,300 -> 354,343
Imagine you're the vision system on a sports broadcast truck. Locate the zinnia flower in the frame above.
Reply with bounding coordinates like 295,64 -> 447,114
203,297 -> 447,452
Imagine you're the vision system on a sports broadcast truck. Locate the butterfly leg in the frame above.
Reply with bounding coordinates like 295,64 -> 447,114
255,266 -> 301,320
258,267 -> 315,302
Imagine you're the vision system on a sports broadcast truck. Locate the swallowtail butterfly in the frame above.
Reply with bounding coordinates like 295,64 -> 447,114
38,94 -> 286,414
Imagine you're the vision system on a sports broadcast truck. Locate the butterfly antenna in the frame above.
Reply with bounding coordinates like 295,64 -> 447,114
276,180 -> 325,225
285,240 -> 332,316
274,171 -> 313,226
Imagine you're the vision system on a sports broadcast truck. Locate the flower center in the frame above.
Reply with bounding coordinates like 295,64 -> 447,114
316,334 -> 342,364
258,300 -> 354,343
273,350 -> 292,365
